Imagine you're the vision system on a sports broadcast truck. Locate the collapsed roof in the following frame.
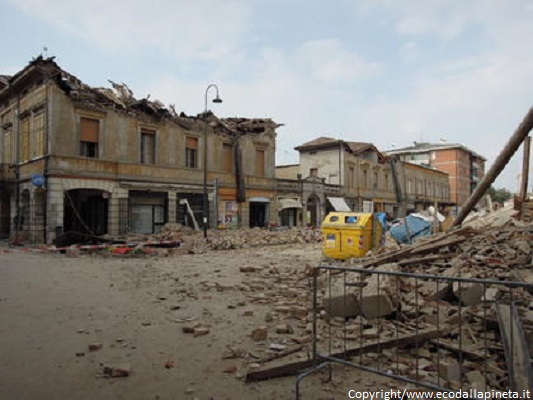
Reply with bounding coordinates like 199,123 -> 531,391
0,55 -> 282,137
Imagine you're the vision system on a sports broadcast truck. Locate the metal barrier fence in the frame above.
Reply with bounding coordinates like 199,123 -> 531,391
296,264 -> 533,399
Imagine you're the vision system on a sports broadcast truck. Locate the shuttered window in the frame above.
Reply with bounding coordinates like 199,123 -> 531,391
186,136 -> 198,149
141,129 -> 156,164
223,143 -> 233,173
31,112 -> 45,158
80,117 -> 99,158
185,137 -> 198,168
20,118 -> 30,162
2,128 -> 12,163
349,167 -> 355,186
255,149 -> 265,177
80,117 -> 99,143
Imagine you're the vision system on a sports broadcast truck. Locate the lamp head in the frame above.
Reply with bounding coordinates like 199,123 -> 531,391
212,96 -> 223,104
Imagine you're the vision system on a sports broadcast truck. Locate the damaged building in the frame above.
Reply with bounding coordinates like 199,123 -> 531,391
0,56 -> 281,244
384,141 -> 486,208
276,137 -> 452,224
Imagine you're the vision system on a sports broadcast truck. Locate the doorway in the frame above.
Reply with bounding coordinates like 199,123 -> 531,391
64,189 -> 109,236
249,201 -> 268,228
306,194 -> 320,227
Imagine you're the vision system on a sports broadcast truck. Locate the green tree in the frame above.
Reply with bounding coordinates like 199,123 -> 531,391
487,186 -> 512,203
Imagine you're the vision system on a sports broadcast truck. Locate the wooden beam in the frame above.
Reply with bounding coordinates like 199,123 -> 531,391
398,254 -> 455,266
245,327 -> 447,382
519,136 -> 531,201
429,339 -> 485,362
256,345 -> 304,364
453,107 -> 533,227
354,228 -> 471,269
495,303 -> 533,393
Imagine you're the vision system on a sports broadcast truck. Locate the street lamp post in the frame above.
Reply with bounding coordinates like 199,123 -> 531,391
203,84 -> 222,239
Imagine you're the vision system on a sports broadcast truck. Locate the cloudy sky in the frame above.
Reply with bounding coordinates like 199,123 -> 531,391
1,0 -> 532,191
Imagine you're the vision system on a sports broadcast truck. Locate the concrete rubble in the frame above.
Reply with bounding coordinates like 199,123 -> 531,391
148,224 -> 322,254
5,202 -> 529,396
236,207 -> 532,393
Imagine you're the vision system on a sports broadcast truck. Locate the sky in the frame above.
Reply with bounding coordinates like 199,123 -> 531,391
1,0 -> 532,191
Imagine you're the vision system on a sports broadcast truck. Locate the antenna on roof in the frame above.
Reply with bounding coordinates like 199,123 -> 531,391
43,46 -> 48,58
439,137 -> 447,143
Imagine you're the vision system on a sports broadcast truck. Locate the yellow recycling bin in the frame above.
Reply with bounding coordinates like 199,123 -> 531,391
322,212 -> 383,260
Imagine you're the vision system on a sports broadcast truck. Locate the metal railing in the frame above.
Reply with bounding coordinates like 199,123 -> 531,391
296,264 -> 533,399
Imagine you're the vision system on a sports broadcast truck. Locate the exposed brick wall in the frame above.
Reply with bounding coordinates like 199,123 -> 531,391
433,149 -> 472,205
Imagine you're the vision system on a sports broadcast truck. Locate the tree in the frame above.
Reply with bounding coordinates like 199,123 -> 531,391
487,186 -> 512,203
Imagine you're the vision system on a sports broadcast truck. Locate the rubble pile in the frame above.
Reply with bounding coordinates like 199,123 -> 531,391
157,223 -> 190,242
240,209 -> 533,392
205,227 -> 322,251
152,226 -> 323,253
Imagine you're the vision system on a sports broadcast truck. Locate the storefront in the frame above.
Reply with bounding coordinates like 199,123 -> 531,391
278,198 -> 302,227
129,191 -> 167,234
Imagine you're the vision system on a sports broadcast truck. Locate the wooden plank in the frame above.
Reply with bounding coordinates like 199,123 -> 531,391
410,236 -> 466,255
495,303 -> 533,393
429,339 -> 485,362
398,254 -> 454,266
256,345 -> 304,364
356,229 -> 471,269
245,327 -> 448,382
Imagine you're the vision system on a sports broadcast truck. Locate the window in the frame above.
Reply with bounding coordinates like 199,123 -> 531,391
185,137 -> 198,168
373,171 -> 378,189
222,143 -> 233,173
2,126 -> 12,163
384,174 -> 389,190
407,179 -> 413,194
310,168 -> 318,177
20,118 -> 30,162
31,112 -> 45,159
140,128 -> 156,164
362,170 -> 367,188
349,167 -> 355,186
256,149 -> 265,177
80,117 -> 99,158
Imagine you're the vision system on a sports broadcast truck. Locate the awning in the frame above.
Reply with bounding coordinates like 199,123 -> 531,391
279,198 -> 303,210
327,197 -> 351,212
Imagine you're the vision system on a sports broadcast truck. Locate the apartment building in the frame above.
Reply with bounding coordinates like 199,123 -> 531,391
276,137 -> 451,226
385,142 -> 485,207
0,56 -> 280,243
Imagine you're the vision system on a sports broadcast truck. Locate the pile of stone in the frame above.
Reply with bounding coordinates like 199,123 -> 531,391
241,209 -> 533,392
166,227 -> 323,253
207,227 -> 322,251
157,223 -> 191,242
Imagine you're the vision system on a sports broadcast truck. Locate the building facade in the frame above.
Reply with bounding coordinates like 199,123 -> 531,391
0,57 -> 281,243
276,137 -> 451,225
385,142 -> 486,207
